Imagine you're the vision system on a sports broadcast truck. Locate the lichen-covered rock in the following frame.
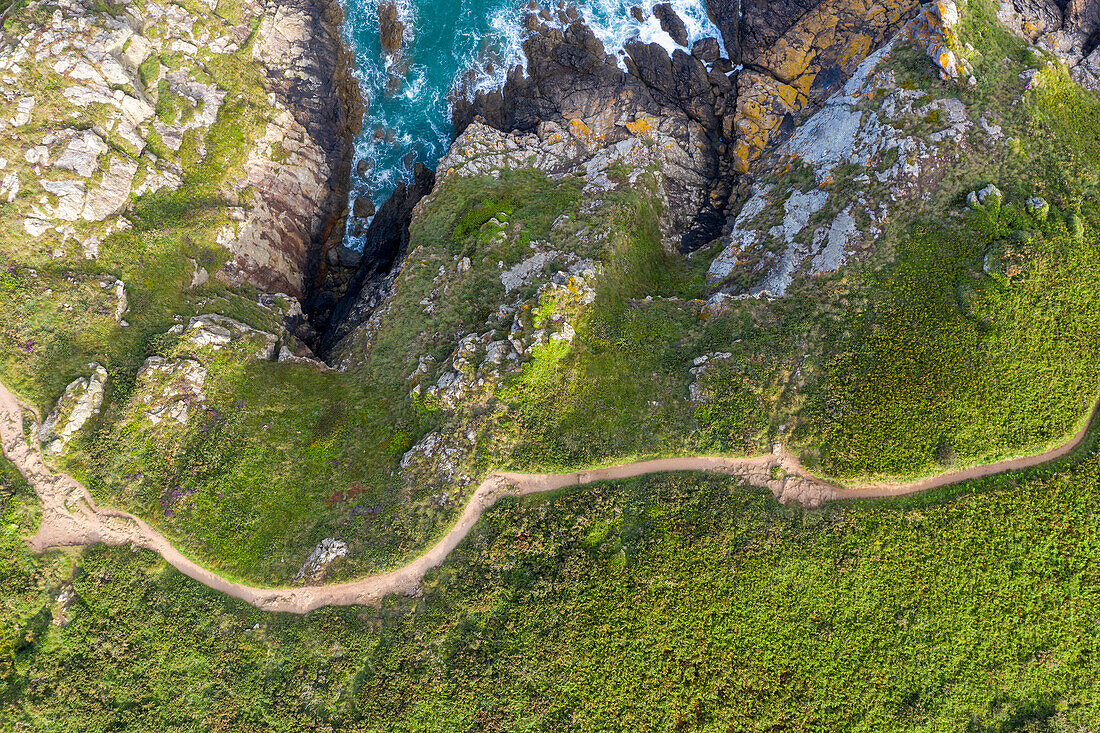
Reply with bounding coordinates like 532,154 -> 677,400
906,0 -> 969,81
710,31 -> 975,295
1026,195 -> 1051,219
40,363 -> 108,455
731,0 -> 921,173
132,357 -> 208,426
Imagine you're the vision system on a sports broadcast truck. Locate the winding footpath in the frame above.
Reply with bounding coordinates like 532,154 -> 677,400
3,378 -> 1097,614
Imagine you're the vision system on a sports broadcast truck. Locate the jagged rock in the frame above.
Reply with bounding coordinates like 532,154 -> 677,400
353,195 -> 376,218
0,172 -> 18,203
11,96 -> 34,127
653,3 -> 690,46
997,0 -> 1100,90
378,0 -> 405,55
451,7 -> 734,251
40,363 -> 108,455
41,180 -> 87,221
82,157 -> 138,222
296,538 -> 348,581
907,0 -> 968,81
319,163 -> 436,349
709,33 -> 974,295
691,37 -> 722,63
501,250 -> 560,293
730,0 -> 920,173
188,259 -> 210,288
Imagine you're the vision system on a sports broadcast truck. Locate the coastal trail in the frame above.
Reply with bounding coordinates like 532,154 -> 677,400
2,378 -> 1096,614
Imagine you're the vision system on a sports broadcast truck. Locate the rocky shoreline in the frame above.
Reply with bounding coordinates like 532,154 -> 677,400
7,0 -> 1094,359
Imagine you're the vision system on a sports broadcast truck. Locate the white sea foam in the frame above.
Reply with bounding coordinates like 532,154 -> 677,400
458,0 -> 725,98
340,0 -> 725,251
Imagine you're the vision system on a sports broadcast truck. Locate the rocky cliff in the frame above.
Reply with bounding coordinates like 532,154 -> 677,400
0,0 -> 359,301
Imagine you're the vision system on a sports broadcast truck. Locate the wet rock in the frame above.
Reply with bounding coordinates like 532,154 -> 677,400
378,0 -> 405,55
653,3 -> 689,46
327,245 -> 362,269
453,10 -> 726,251
353,195 -> 376,218
691,36 -> 722,63
320,163 -> 436,351
630,5 -> 647,22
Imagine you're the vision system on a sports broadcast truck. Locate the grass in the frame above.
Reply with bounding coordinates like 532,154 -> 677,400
2,0 -> 1099,591
7,446 -> 1100,730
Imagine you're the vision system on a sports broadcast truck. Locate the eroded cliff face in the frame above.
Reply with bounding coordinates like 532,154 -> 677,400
451,7 -> 740,252
0,0 -> 359,302
996,0 -> 1100,89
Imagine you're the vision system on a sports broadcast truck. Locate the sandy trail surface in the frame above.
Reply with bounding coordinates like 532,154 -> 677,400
3,378 -> 1095,614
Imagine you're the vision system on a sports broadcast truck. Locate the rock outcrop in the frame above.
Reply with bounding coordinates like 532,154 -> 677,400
39,363 -> 108,455
997,0 -> 1100,90
730,0 -> 921,172
226,0 -> 363,298
707,32 -> 977,297
1,0 -> 361,301
452,4 -> 739,252
378,0 -> 406,55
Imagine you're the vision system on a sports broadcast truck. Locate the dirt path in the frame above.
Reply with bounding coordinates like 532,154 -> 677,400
3,378 -> 1096,614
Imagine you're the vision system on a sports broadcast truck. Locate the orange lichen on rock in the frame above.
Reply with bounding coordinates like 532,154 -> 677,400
731,0 -> 921,174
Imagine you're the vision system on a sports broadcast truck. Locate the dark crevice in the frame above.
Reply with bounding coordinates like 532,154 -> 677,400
1084,28 -> 1099,59
306,164 -> 436,358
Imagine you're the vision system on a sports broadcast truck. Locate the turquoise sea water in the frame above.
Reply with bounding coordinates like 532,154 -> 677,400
341,0 -> 723,245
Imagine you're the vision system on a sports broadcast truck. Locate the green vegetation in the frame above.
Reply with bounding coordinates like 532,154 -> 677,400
7,446 -> 1100,729
1,0 -> 1099,593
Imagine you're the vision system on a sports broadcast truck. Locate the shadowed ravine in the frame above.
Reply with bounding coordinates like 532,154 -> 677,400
3,377 -> 1097,615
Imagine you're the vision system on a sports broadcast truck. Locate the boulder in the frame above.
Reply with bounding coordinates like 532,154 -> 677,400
691,37 -> 722,63
653,3 -> 690,46
40,364 -> 109,455
378,0 -> 405,55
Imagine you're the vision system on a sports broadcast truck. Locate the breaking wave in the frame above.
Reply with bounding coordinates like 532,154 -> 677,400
342,0 -> 723,249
